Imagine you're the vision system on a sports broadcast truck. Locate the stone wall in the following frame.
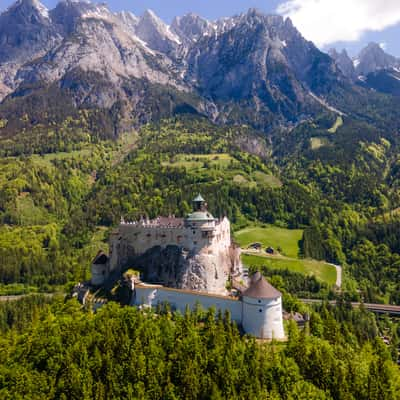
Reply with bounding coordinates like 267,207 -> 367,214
133,284 -> 286,340
133,284 -> 243,323
107,217 -> 239,295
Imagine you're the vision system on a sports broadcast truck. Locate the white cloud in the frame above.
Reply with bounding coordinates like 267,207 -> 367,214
277,0 -> 400,47
380,42 -> 387,50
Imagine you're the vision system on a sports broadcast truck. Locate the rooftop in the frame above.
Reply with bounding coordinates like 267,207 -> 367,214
186,210 -> 215,222
136,282 -> 239,302
92,250 -> 108,265
243,274 -> 281,299
193,193 -> 205,202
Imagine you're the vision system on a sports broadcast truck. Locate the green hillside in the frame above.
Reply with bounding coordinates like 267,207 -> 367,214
235,226 -> 303,258
242,254 -> 337,286
1,115 -> 400,304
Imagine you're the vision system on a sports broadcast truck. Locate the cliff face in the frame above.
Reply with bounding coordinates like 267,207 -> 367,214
115,244 -> 242,295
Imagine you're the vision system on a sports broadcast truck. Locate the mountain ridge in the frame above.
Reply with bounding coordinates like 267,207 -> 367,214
0,0 -> 400,141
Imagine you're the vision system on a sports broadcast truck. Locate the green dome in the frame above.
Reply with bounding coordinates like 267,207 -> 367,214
186,211 -> 215,221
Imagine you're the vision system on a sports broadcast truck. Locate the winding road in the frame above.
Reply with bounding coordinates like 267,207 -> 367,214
329,263 -> 342,288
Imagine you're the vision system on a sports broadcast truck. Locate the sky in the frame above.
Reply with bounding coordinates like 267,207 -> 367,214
1,0 -> 400,57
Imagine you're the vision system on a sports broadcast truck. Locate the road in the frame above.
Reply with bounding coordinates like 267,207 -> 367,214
329,263 -> 342,288
301,299 -> 400,316
0,293 -> 58,302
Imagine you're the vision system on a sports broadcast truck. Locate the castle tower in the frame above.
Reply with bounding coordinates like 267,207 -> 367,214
193,193 -> 206,211
241,273 -> 285,340
91,250 -> 109,286
184,194 -> 217,235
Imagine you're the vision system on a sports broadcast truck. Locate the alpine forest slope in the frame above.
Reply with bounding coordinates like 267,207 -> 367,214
1,0 -> 400,398
2,0 -> 400,305
1,296 -> 400,400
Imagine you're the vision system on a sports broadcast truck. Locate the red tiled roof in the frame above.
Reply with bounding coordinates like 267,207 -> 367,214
155,217 -> 184,227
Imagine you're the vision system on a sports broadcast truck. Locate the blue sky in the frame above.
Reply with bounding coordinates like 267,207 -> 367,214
1,0 -> 400,57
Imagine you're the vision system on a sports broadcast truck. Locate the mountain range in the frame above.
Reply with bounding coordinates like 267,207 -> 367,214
1,0 -> 400,140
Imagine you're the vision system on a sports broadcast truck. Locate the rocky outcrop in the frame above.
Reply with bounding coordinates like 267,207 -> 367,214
2,1 -> 395,135
134,9 -> 181,56
119,245 -> 242,295
171,13 -> 215,45
355,42 -> 400,77
329,49 -> 356,80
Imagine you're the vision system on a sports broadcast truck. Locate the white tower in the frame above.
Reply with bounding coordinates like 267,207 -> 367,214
241,273 -> 285,340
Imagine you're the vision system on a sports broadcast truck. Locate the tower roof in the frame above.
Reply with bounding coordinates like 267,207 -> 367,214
193,193 -> 205,202
243,274 -> 281,299
186,211 -> 215,221
92,250 -> 108,265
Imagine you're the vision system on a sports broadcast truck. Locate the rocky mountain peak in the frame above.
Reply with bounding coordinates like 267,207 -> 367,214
117,10 -> 138,31
50,0 -> 97,34
135,9 -> 181,53
4,0 -> 50,22
0,0 -> 60,64
245,7 -> 266,19
355,42 -> 399,76
329,48 -> 356,80
171,13 -> 214,43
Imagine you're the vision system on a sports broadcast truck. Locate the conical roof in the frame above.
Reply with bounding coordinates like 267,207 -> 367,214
243,274 -> 281,299
92,250 -> 108,265
193,193 -> 205,202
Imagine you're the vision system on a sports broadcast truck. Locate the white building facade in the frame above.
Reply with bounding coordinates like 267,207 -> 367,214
132,273 -> 285,340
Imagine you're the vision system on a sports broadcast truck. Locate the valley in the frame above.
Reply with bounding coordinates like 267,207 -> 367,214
1,1 -> 400,398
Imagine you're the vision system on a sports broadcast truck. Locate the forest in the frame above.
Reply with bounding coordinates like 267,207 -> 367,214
1,114 -> 400,303
0,295 -> 399,400
1,95 -> 400,399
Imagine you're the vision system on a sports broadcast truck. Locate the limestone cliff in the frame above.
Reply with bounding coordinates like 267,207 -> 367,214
119,245 -> 242,295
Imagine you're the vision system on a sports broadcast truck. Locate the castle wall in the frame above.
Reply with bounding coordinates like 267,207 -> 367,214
109,217 -> 233,273
133,284 -> 243,323
242,296 -> 285,340
133,284 -> 285,339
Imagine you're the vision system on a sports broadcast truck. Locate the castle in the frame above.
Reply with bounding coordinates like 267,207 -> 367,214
92,194 -> 242,293
91,194 -> 285,339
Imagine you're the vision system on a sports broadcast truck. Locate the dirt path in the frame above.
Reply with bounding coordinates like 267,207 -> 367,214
330,264 -> 342,288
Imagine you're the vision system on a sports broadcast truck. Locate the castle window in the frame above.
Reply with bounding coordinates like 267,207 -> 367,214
146,234 -> 151,238
193,231 -> 196,235
259,309 -> 263,313
162,234 -> 166,238
258,300 -> 262,304
194,241 -> 197,245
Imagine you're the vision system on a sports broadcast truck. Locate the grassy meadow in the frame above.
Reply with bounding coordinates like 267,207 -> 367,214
234,226 -> 303,258
235,225 -> 337,285
241,254 -> 337,286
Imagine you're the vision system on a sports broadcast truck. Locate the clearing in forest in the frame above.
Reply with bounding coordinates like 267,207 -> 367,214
235,226 -> 303,258
235,225 -> 337,286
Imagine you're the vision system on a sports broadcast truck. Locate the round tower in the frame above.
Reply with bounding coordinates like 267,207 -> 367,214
193,193 -> 206,211
241,273 -> 285,339
90,250 -> 109,286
